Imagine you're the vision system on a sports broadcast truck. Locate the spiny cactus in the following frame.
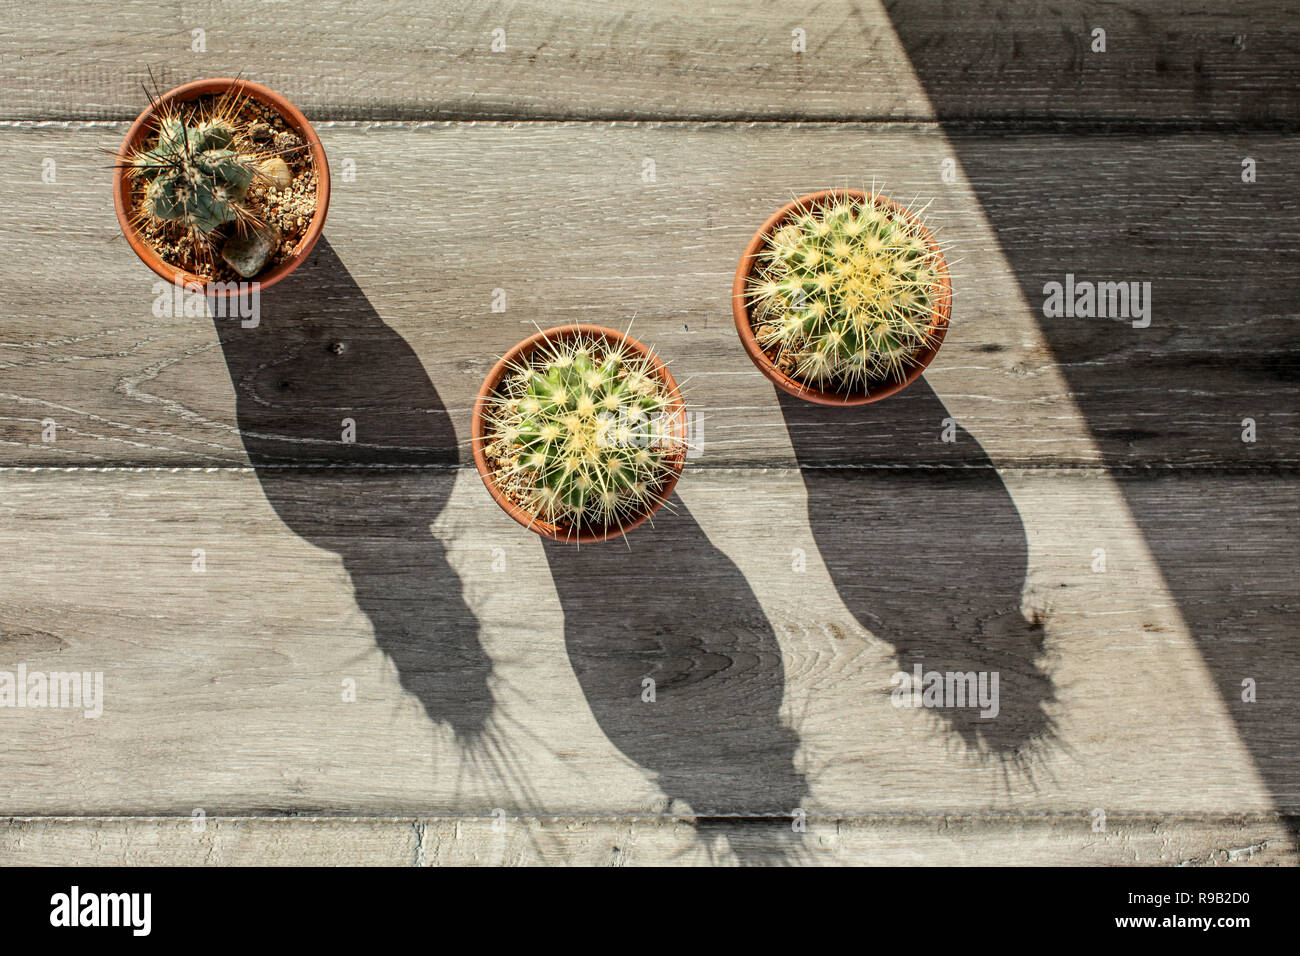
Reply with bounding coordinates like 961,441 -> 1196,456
746,193 -> 947,392
482,331 -> 686,535
126,100 -> 266,244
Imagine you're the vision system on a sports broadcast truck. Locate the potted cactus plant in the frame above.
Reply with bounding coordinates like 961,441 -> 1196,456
471,325 -> 688,543
113,78 -> 329,291
731,189 -> 951,405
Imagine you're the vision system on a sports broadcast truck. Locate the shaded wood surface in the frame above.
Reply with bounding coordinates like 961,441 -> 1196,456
0,1 -> 1296,124
1,124 -> 1295,469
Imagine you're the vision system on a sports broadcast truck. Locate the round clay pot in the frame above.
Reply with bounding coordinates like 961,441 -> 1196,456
731,188 -> 951,406
113,78 -> 330,294
471,325 -> 687,543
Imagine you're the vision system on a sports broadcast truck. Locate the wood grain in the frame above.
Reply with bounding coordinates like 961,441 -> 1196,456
0,1 -> 1295,124
1,815 -> 1293,866
0,468 -> 1292,828
0,123 -> 1294,468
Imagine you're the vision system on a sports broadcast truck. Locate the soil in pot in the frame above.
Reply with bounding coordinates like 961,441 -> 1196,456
123,89 -> 318,283
735,190 -> 951,404
474,327 -> 687,542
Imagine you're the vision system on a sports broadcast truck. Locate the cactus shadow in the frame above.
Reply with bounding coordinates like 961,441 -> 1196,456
211,238 -> 491,745
778,381 -> 1055,776
541,496 -> 808,865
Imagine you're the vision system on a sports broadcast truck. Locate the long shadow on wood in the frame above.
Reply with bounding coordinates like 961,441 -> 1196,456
779,382 -> 1054,775
212,238 -> 490,744
884,3 -> 1300,830
541,498 -> 807,864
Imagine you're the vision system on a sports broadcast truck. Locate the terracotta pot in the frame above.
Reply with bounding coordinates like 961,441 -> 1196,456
471,325 -> 687,543
731,188 -> 951,406
113,78 -> 330,294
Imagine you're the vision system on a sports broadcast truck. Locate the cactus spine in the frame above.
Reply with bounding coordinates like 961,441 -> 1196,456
482,331 -> 685,535
746,193 -> 946,392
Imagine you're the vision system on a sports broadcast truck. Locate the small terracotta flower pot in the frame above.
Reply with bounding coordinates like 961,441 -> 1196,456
113,78 -> 330,294
731,189 -> 951,406
471,325 -> 687,543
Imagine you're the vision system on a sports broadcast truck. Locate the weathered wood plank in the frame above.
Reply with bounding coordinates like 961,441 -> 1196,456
0,815 -> 1292,866
0,123 -> 1294,468
0,468 -> 1292,827
0,1 -> 1294,124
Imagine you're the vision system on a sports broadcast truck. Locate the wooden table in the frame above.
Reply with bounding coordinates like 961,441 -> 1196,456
0,1 -> 1295,865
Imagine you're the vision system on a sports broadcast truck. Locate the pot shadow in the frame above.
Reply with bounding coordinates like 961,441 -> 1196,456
541,497 -> 808,865
211,238 -> 497,760
778,381 -> 1056,781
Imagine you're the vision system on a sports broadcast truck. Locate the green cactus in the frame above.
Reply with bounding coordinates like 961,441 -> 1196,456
128,106 -> 262,238
746,193 -> 947,392
482,331 -> 686,535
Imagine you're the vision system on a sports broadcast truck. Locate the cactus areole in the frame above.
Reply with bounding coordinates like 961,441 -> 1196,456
113,78 -> 330,294
732,190 -> 952,406
472,326 -> 688,543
